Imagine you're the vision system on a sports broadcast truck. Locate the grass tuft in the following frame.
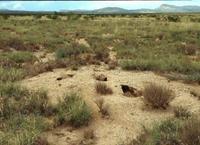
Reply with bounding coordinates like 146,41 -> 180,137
95,83 -> 113,95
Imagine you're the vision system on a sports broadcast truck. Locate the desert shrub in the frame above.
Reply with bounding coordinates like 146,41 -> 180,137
95,83 -> 113,95
56,93 -> 91,127
0,67 -> 25,82
56,43 -> 91,59
143,83 -> 174,109
174,106 -> 191,119
180,117 -> 200,145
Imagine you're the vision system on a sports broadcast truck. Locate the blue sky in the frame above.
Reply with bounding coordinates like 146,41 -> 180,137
0,1 -> 200,11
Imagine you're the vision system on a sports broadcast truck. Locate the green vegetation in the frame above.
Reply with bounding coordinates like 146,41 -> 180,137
136,117 -> 200,145
0,13 -> 199,83
0,67 -> 25,82
0,51 -> 36,63
56,93 -> 92,127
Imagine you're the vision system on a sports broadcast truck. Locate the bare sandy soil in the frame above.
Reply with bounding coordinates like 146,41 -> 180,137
21,64 -> 200,145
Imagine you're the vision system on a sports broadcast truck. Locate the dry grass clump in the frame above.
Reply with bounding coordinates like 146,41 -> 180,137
95,83 -> 113,95
94,97 -> 110,117
174,106 -> 191,119
143,83 -> 174,109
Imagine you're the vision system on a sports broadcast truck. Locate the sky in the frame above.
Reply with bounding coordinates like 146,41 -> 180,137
0,1 -> 200,11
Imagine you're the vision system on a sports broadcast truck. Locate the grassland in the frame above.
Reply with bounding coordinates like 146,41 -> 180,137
0,13 -> 200,145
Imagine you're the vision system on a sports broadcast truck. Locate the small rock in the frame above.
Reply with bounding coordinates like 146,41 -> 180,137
67,74 -> 74,77
56,77 -> 63,81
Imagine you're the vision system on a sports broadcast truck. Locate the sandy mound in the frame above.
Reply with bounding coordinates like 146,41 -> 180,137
21,65 -> 200,145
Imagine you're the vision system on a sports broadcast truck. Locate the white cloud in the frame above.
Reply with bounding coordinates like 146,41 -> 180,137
0,1 -> 24,10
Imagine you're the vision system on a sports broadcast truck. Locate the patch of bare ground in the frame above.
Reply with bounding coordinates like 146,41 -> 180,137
21,65 -> 200,145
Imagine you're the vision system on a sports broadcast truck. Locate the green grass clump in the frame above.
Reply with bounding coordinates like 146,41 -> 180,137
146,119 -> 181,145
56,93 -> 92,127
0,82 -> 28,99
0,51 -> 36,63
0,67 -> 25,82
0,115 -> 50,145
133,117 -> 200,145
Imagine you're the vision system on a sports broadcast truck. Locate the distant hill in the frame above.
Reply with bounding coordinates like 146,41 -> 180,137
68,4 -> 200,14
1,4 -> 200,14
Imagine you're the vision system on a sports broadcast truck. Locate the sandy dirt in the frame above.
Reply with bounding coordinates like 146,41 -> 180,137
21,64 -> 200,145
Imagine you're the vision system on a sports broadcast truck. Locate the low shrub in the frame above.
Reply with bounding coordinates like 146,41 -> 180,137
143,83 -> 174,109
95,83 -> 113,95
